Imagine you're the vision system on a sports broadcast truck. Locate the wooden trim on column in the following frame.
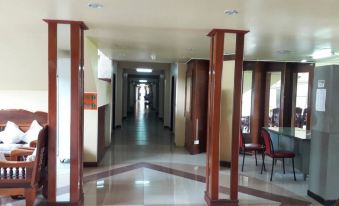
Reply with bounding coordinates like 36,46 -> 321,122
250,62 -> 265,144
230,33 -> 245,201
70,23 -> 81,203
47,22 -> 57,203
207,31 -> 224,200
307,67 -> 314,130
280,64 -> 293,127
206,28 -> 248,205
43,19 -> 88,30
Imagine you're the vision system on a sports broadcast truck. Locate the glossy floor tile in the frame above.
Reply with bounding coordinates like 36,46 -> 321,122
0,101 -> 321,205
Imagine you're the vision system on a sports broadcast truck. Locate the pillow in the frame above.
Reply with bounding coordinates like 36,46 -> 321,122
2,121 -> 25,144
26,148 -> 37,162
22,120 -> 43,144
0,131 -> 5,143
0,152 -> 6,161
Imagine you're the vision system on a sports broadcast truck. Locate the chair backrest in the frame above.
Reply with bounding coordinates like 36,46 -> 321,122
239,129 -> 245,150
30,125 -> 48,187
261,128 -> 274,155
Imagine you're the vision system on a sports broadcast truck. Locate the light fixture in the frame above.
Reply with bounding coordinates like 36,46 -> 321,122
136,68 -> 152,73
224,9 -> 239,16
150,54 -> 156,60
135,180 -> 150,185
88,2 -> 103,9
312,48 -> 333,59
139,80 -> 147,83
301,59 -> 307,63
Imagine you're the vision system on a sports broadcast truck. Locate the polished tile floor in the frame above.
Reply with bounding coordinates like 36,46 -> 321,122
0,101 -> 321,205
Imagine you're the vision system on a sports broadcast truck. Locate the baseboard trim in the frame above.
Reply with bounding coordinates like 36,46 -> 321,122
84,162 -> 98,167
204,191 -> 238,206
307,190 -> 337,206
220,161 -> 231,168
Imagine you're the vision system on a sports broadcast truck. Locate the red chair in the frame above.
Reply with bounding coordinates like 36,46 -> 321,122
261,128 -> 296,181
239,130 -> 265,172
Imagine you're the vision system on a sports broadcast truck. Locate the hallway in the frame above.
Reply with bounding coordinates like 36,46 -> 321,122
81,101 -> 317,206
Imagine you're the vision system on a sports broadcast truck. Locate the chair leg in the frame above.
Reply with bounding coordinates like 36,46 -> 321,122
255,150 -> 258,166
283,158 -> 285,174
24,188 -> 36,206
261,154 -> 265,174
292,158 -> 296,181
270,158 -> 274,181
242,150 -> 245,172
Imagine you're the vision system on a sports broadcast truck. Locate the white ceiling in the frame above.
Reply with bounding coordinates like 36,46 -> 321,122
2,0 -> 339,63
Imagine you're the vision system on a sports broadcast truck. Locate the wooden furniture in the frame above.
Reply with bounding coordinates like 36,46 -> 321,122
0,125 -> 48,206
239,130 -> 265,172
261,128 -> 296,181
184,59 -> 209,154
0,110 -> 48,158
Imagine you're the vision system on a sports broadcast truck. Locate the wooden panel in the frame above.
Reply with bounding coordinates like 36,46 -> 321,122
206,31 -> 224,200
184,59 -> 209,154
0,109 -> 47,126
280,63 -> 293,127
47,22 -> 57,203
230,33 -> 245,201
70,23 -> 81,202
250,62 -> 265,144
97,105 -> 108,163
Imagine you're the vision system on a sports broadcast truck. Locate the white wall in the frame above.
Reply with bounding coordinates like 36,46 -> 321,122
174,63 -> 187,146
0,91 -> 47,112
83,38 -> 113,162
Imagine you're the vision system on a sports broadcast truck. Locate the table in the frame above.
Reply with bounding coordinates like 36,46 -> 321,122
264,127 -> 311,179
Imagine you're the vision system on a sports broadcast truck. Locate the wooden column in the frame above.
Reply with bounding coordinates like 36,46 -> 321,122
230,33 -> 246,200
250,62 -> 266,144
280,64 -> 293,127
47,22 -> 57,202
205,29 -> 248,206
44,19 -> 88,204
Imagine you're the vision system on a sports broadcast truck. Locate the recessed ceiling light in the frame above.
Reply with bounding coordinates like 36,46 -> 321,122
150,54 -> 156,60
224,9 -> 239,16
312,48 -> 333,59
136,68 -> 152,73
139,80 -> 147,83
301,59 -> 307,63
88,3 -> 103,9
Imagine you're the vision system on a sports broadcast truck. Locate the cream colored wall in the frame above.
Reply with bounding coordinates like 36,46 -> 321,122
0,90 -> 48,112
220,60 -> 235,162
0,28 -> 48,111
83,38 -> 113,162
174,63 -> 187,146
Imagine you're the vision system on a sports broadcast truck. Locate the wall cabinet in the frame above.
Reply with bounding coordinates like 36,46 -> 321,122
185,59 -> 209,154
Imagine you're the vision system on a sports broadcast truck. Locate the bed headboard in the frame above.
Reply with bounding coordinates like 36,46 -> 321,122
0,109 -> 48,131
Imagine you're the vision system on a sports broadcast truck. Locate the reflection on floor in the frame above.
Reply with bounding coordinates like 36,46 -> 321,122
0,101 -> 321,205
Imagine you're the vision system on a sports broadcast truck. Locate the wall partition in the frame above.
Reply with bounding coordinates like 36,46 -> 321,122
44,19 -> 88,204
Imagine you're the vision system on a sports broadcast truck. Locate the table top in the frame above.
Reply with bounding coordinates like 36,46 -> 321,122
265,127 -> 311,140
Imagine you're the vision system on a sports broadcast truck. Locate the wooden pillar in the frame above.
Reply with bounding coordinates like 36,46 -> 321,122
230,33 -> 246,200
280,64 -> 293,127
205,29 -> 248,206
250,62 -> 266,144
44,19 -> 88,204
